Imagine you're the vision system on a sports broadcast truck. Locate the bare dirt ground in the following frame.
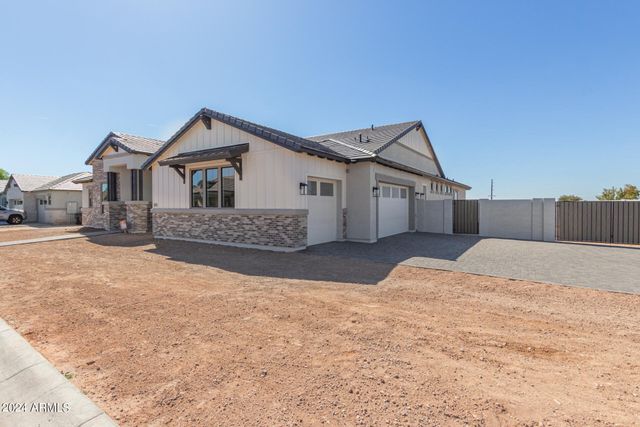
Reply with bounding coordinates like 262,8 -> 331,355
0,224 -> 92,243
0,234 -> 638,426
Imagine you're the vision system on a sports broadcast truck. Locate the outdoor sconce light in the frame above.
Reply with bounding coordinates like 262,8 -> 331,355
299,182 -> 308,195
415,192 -> 420,198
420,192 -> 425,199
372,186 -> 380,197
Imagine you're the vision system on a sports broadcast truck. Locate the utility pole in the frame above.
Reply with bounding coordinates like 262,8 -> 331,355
489,179 -> 494,200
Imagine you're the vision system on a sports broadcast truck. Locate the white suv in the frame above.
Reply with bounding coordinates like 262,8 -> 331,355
0,206 -> 26,224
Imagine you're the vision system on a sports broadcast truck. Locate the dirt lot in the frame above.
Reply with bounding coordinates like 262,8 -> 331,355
0,224 -> 92,243
0,234 -> 638,426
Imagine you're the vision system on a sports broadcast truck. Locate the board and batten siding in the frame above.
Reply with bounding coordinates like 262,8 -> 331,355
377,128 -> 440,177
151,120 -> 348,210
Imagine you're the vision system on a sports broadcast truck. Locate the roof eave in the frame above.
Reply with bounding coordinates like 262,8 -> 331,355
366,157 -> 471,190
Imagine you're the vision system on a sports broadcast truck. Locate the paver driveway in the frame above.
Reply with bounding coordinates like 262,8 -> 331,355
306,233 -> 640,293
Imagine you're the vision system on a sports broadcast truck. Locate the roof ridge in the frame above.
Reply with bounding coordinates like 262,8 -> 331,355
307,120 -> 420,139
113,132 -> 165,143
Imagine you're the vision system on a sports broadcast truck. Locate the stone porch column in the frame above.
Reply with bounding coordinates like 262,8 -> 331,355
125,201 -> 152,233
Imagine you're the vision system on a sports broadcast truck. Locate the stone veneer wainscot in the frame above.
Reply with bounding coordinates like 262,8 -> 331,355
152,208 -> 308,251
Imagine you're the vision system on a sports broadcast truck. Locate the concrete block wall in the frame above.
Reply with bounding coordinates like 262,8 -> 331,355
478,198 -> 555,242
416,199 -> 453,234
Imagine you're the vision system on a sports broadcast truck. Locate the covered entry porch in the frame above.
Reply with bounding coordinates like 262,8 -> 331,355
101,152 -> 153,233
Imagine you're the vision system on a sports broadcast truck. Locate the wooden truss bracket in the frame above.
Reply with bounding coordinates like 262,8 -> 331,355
227,157 -> 242,180
170,165 -> 185,183
201,115 -> 211,130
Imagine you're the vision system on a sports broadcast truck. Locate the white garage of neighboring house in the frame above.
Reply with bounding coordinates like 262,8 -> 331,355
5,173 -> 90,224
129,108 -> 469,250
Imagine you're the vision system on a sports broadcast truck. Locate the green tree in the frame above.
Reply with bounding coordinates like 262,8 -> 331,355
618,184 -> 639,200
0,168 -> 8,180
596,187 -> 617,200
558,194 -> 582,202
596,184 -> 639,200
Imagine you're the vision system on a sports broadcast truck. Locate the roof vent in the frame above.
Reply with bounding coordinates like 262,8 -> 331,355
371,124 -> 374,130
359,133 -> 362,143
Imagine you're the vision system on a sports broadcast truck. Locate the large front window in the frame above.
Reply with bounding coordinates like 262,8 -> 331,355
191,166 -> 235,208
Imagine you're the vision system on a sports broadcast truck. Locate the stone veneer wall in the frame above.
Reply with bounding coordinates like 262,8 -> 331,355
81,207 -> 102,229
125,202 -> 151,233
83,160 -> 106,228
152,209 -> 308,249
82,160 -> 121,229
103,202 -> 126,231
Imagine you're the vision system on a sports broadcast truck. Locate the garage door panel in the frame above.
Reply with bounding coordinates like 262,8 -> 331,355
379,184 -> 409,238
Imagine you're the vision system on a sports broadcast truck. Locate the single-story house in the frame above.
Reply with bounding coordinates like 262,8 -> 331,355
81,132 -> 164,232
5,173 -> 90,223
0,180 -> 7,207
82,108 -> 470,250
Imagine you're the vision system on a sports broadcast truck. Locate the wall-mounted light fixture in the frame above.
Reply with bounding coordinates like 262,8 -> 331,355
372,186 -> 380,198
420,192 -> 425,199
415,192 -> 421,198
299,182 -> 308,195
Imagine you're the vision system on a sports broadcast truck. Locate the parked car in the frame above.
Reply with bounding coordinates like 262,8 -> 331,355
0,206 -> 26,224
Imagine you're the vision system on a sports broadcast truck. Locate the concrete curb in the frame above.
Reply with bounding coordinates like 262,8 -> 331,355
0,231 -> 116,248
0,318 -> 117,427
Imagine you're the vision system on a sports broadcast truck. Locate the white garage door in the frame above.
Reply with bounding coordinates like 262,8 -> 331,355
379,183 -> 409,238
307,178 -> 338,246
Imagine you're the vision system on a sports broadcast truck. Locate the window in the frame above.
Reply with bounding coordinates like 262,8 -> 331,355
391,187 -> 399,199
191,165 -> 235,208
206,168 -> 219,208
106,172 -> 118,201
382,186 -> 391,198
400,188 -> 407,199
191,169 -> 204,207
101,183 -> 108,201
320,182 -> 334,197
221,167 -> 235,207
130,170 -> 144,201
430,182 -> 434,192
307,180 -> 317,196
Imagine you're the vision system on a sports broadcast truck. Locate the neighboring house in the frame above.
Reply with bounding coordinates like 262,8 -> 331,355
5,173 -> 89,224
0,180 -> 7,207
132,108 -> 471,251
81,132 -> 164,232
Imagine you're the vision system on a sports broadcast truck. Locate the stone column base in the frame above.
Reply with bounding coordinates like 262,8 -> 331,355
102,202 -> 126,231
125,201 -> 152,233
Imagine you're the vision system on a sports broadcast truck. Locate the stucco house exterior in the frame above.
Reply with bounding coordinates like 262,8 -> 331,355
5,173 -> 89,223
81,132 -> 164,232
137,108 -> 470,250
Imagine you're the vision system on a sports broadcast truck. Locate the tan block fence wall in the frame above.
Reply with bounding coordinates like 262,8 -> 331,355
416,198 -> 556,242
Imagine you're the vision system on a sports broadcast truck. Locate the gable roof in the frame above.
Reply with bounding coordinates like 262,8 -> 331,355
10,174 -> 59,192
139,107 -> 467,189
85,132 -> 165,165
307,121 -> 419,158
308,121 -> 446,177
0,180 -> 7,193
142,108 -> 349,169
33,172 -> 91,192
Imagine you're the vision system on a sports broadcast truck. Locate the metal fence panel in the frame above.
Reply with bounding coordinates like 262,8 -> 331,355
453,200 -> 479,234
556,201 -> 640,244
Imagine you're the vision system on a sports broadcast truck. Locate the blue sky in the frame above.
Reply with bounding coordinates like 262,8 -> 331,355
1,0 -> 638,199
